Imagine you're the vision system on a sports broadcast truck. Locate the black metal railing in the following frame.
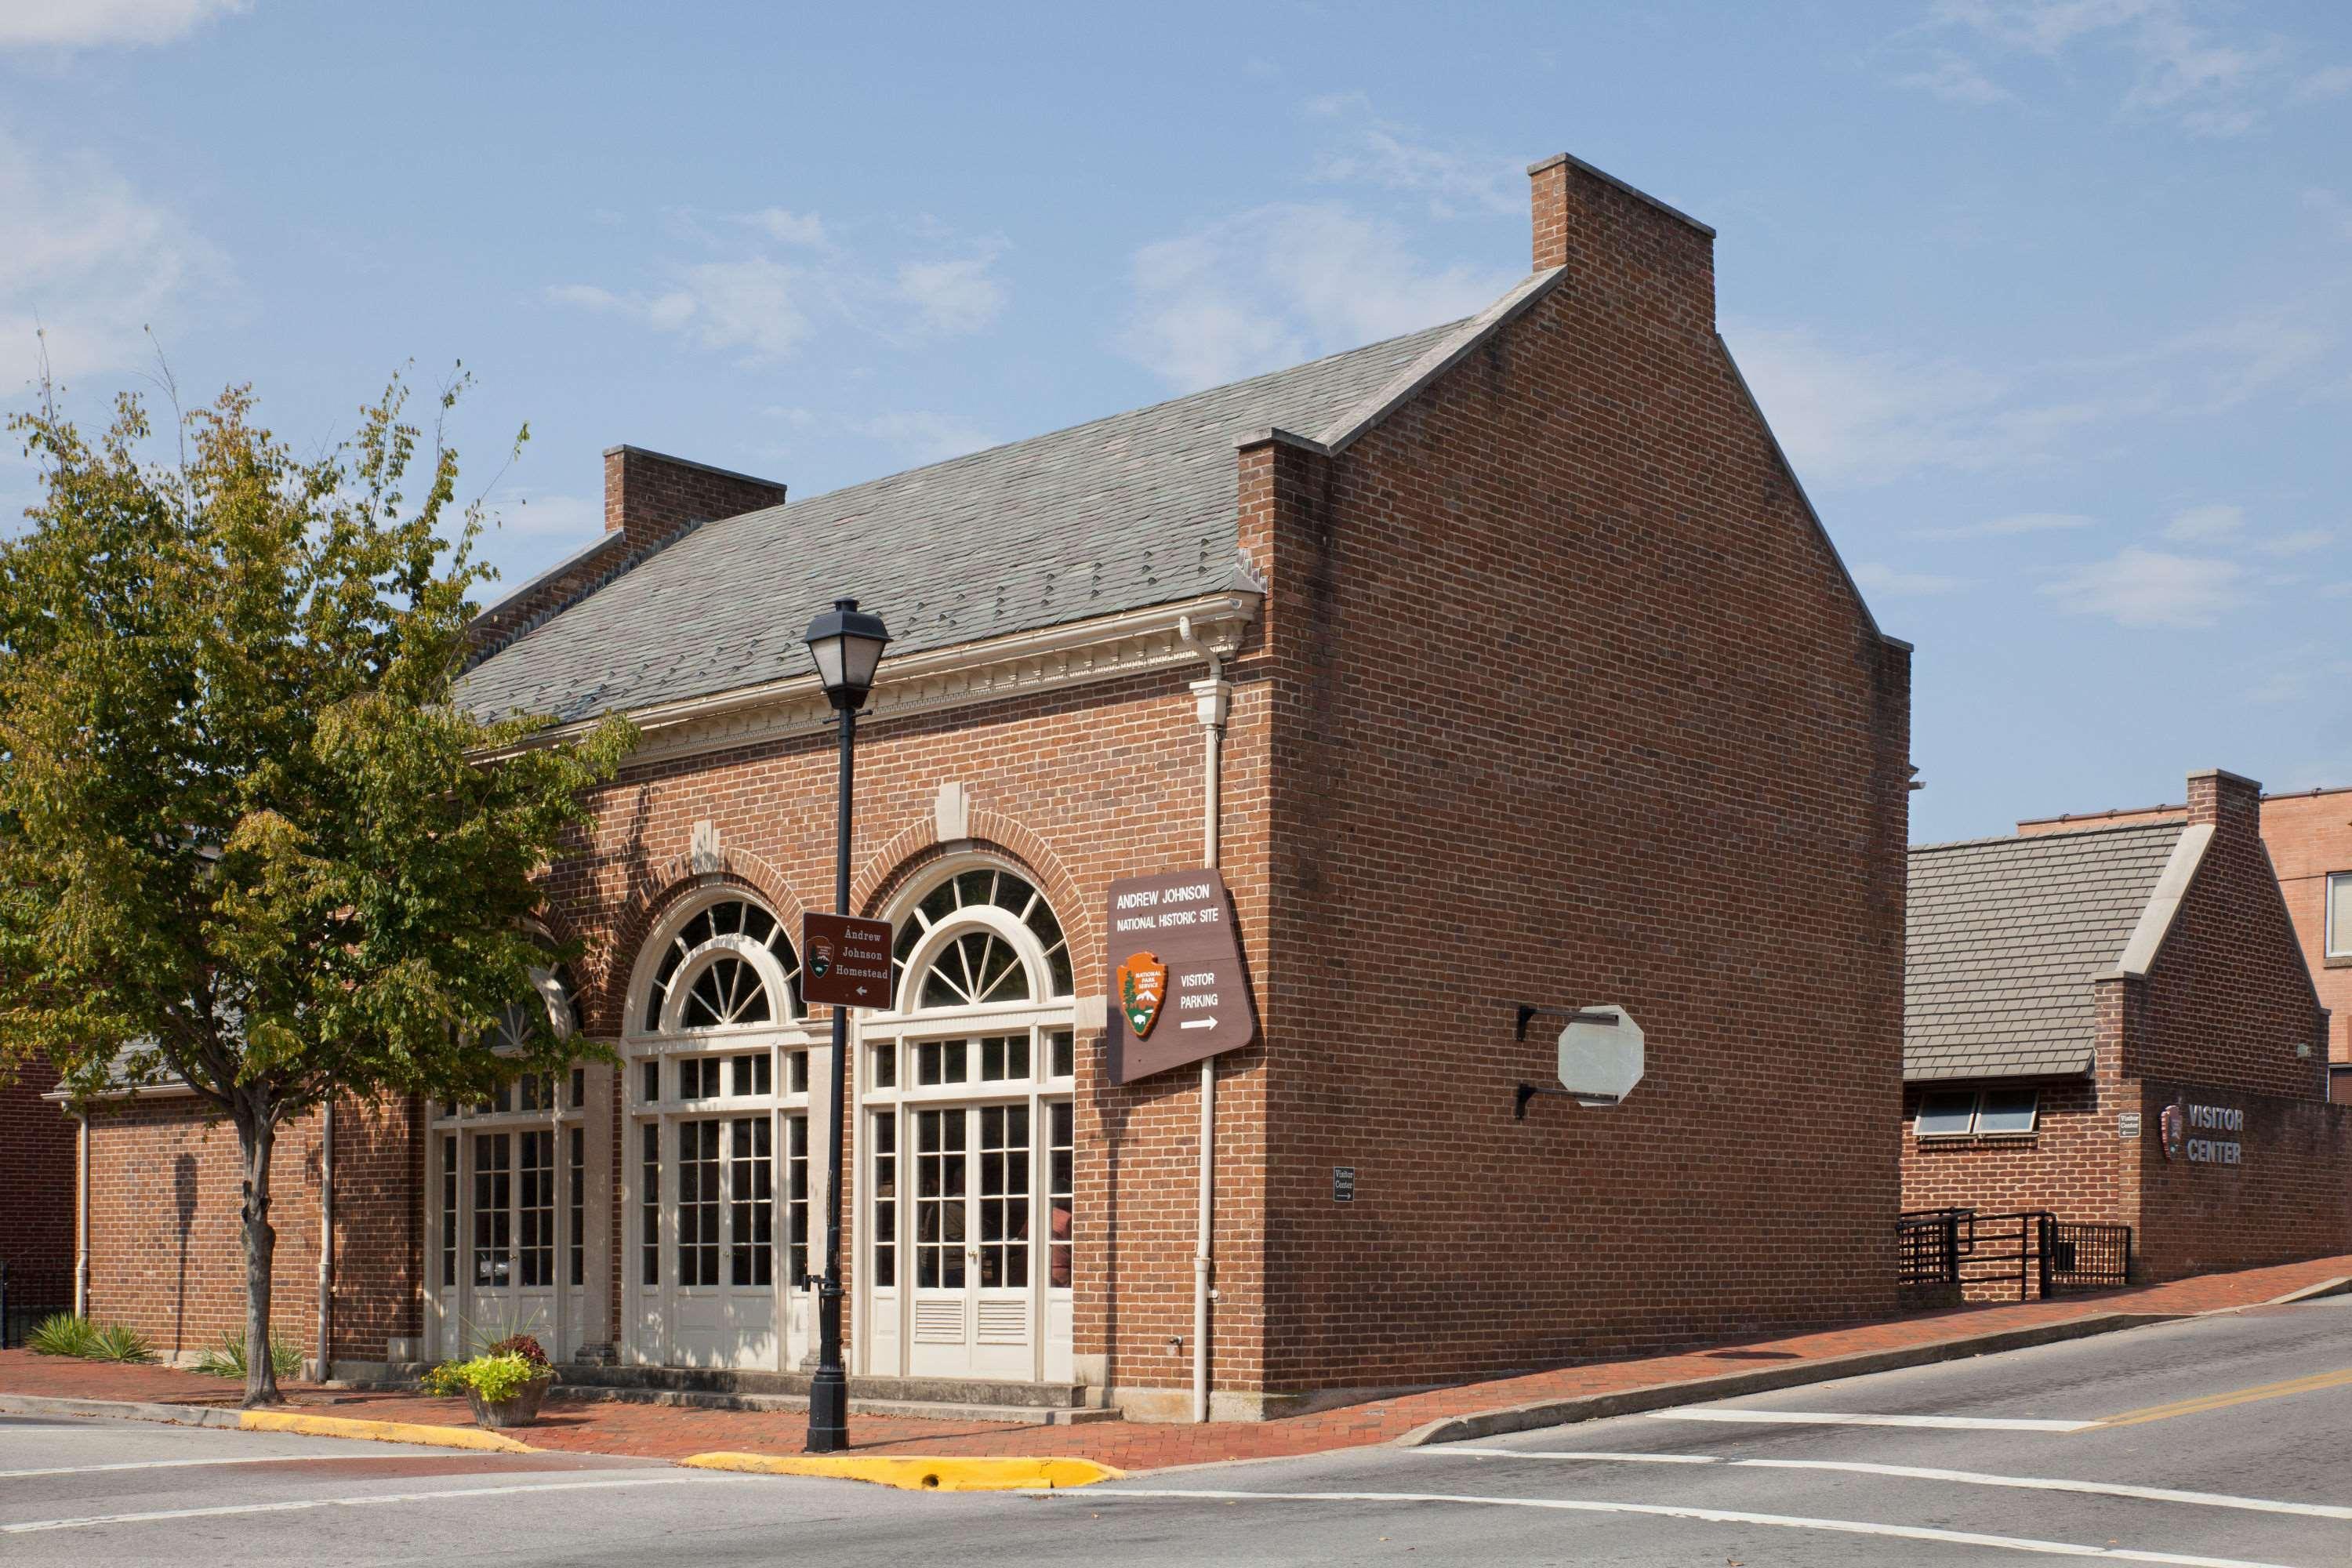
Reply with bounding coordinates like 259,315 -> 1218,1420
1898,1208 -> 2131,1302
0,1261 -> 74,1349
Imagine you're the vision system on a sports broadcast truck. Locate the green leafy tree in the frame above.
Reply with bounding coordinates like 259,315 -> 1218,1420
0,372 -> 633,1406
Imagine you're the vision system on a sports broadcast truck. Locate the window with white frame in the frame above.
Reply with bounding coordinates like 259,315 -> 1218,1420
1915,1087 -> 2041,1138
2328,872 -> 2352,959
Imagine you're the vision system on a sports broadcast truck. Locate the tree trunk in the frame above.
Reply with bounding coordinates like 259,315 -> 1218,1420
237,1109 -> 281,1408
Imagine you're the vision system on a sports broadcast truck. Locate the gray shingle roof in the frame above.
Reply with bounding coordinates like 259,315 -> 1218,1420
1905,822 -> 2183,1082
458,314 -> 1479,724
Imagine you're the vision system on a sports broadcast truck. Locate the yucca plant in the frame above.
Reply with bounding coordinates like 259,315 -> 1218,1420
88,1322 -> 155,1363
26,1313 -> 100,1358
193,1327 -> 302,1380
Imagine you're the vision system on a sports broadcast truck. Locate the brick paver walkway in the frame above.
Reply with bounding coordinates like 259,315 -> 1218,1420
6,1253 -> 2343,1472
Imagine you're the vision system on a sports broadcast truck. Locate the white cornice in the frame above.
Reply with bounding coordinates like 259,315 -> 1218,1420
499,589 -> 1261,771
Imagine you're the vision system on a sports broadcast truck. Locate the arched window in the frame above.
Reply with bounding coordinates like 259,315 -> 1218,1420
641,896 -> 802,1033
889,865 -> 1073,1010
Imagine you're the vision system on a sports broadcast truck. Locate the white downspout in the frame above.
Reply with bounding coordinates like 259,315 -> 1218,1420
1178,615 -> 1232,1425
317,1099 -> 334,1380
75,1109 -> 90,1319
553,1088 -> 568,1365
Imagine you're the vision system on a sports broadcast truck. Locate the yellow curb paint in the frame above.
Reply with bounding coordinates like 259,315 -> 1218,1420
238,1410 -> 535,1454
678,1452 -> 1123,1491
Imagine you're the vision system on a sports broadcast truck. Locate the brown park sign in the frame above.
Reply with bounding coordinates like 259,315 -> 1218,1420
1105,868 -> 1256,1085
801,913 -> 894,1010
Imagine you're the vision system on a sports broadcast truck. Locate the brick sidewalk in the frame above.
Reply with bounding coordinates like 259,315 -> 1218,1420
7,1253 -> 2344,1472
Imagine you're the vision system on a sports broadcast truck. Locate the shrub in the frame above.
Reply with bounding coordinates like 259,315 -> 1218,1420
26,1313 -> 100,1358
89,1323 -> 155,1363
192,1328 -> 303,1380
485,1333 -> 550,1368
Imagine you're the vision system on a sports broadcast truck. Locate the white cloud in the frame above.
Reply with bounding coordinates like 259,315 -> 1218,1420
1912,510 -> 2093,539
0,0 -> 246,48
895,255 -> 1006,337
0,127 -> 230,390
2039,545 -> 2248,627
1851,562 -> 1974,595
1120,201 -> 1512,391
547,212 -> 1004,362
1917,1 -> 2332,137
2160,502 -> 2243,542
1305,96 -> 1519,217
739,208 -> 826,246
2259,528 -> 2333,557
856,412 -> 996,465
1893,52 -> 2015,104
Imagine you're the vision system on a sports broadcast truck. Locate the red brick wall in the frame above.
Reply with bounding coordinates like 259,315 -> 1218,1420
2136,1077 -> 2352,1279
1899,1080 -> 2126,1222
1253,155 -> 1909,1389
543,656 -> 1270,1395
1,1061 -> 74,1287
2257,789 -> 2352,1072
2126,774 -> 2328,1100
85,1092 -> 419,1362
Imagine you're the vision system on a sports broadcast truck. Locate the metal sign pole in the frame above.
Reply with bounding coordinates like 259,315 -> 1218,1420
806,702 -> 855,1454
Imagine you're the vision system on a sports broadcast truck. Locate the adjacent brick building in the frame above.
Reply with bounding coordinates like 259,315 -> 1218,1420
1907,770 -> 2348,1284
2024,784 -> 2352,1104
75,151 -> 1913,1414
1,1061 -> 75,1335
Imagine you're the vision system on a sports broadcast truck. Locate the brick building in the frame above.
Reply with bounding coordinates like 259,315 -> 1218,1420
2022,784 -> 2352,1105
1906,770 -> 2348,1283
76,151 -> 1913,1415
1,1062 -> 75,1336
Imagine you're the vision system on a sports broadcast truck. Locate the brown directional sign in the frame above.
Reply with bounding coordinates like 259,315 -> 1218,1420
1105,868 -> 1255,1085
800,913 -> 894,1010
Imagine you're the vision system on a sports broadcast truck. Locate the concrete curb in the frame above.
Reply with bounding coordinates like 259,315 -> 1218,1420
0,1392 -> 531,1454
679,1451 -> 1124,1490
2258,1275 -> 2352,1307
1393,1312 -> 2182,1447
0,1392 -> 245,1430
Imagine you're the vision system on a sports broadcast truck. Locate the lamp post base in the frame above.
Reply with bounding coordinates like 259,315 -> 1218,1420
806,1367 -> 849,1453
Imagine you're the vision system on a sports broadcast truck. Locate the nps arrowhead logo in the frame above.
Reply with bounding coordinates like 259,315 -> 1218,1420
808,937 -> 834,980
1117,951 -> 1170,1038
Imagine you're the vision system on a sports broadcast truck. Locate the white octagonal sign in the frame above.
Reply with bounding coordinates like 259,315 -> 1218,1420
1557,1004 -> 1642,1106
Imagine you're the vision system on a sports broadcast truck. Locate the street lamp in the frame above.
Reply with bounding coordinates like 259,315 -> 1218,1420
804,597 -> 891,1455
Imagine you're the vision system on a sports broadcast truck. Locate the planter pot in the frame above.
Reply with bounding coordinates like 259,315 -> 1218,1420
465,1371 -> 554,1429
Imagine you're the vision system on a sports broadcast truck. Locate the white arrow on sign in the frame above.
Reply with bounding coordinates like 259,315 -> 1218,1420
1558,1004 -> 1643,1106
1179,1018 -> 1216,1030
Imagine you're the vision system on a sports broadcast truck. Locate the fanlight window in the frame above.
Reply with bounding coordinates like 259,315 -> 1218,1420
493,968 -> 576,1053
891,866 -> 1073,1009
644,898 -> 801,1033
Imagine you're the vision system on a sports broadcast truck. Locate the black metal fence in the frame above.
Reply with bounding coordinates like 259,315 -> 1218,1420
0,1261 -> 74,1349
1898,1208 -> 2131,1303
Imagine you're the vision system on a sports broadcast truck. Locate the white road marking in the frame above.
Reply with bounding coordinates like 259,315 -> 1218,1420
2,1475 -> 739,1534
1444,1449 -> 1720,1465
0,1456 -> 361,1480
1649,1408 -> 2096,1432
1091,1488 -> 2289,1566
1436,1448 -> 2352,1521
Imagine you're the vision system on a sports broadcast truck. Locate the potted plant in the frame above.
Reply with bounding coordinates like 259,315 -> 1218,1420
423,1333 -> 556,1428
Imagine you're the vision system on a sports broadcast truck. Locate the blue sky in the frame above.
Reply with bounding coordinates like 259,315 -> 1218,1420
2,1 -> 2347,843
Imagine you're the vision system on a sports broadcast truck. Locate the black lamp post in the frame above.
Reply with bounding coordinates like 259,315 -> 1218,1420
803,596 -> 891,1454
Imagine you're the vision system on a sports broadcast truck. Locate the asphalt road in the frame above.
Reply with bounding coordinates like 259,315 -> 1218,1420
6,1295 -> 2352,1566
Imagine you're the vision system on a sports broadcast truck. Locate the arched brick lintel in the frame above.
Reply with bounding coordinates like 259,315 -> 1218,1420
580,847 -> 812,1037
851,808 -> 1100,990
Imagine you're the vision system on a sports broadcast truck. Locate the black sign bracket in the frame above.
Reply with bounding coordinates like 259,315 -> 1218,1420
1512,1001 -> 1623,1119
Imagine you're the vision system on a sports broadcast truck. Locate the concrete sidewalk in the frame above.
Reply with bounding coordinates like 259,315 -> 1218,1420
5,1253 -> 2344,1473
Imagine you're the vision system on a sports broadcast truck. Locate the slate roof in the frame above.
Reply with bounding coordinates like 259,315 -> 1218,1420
1905,822 -> 2185,1083
457,314 -> 1483,724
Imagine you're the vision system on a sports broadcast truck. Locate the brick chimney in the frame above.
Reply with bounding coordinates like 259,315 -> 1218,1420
466,447 -> 787,663
1527,151 -> 1716,328
2186,768 -> 2262,841
604,445 -> 787,556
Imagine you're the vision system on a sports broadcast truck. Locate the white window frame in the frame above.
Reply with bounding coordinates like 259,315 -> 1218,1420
1914,1087 -> 2041,1139
2328,871 -> 2352,958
